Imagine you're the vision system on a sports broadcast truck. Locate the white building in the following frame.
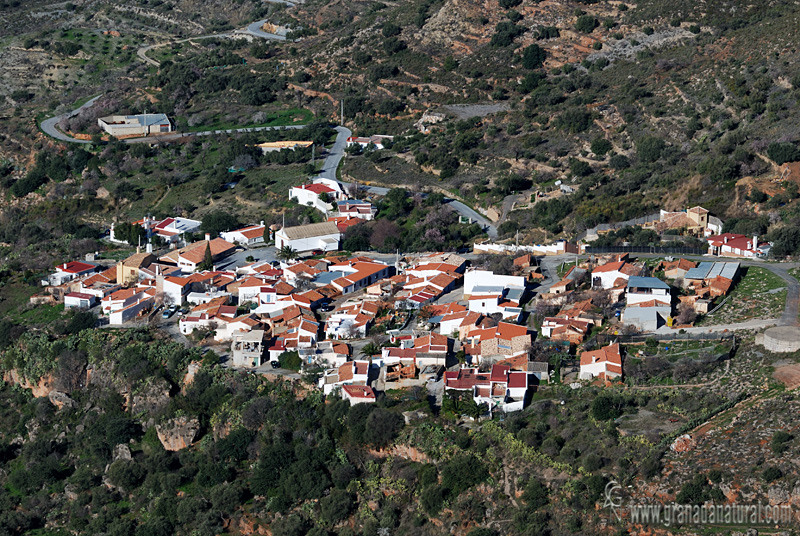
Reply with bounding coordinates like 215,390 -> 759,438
580,343 -> 623,380
64,292 -> 96,309
341,385 -> 376,405
346,135 -> 394,150
290,183 -> 337,213
463,269 -> 525,296
98,114 -> 173,137
220,223 -> 266,246
274,222 -> 341,253
626,276 -> 671,307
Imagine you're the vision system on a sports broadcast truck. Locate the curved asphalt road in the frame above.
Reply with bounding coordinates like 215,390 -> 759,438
40,95 -> 103,143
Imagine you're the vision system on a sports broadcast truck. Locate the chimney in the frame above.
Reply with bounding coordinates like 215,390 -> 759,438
146,243 -> 153,254
260,220 -> 264,227
723,236 -> 728,244
205,233 -> 211,242
753,235 -> 758,250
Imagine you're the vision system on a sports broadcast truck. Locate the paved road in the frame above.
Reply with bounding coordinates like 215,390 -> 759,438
40,95 -> 102,143
315,126 -> 351,183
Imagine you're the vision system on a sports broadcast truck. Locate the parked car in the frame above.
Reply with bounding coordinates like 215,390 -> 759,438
271,361 -> 280,369
161,309 -> 173,319
318,304 -> 335,313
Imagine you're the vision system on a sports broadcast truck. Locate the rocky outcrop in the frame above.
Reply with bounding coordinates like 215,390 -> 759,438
131,376 -> 171,417
4,369 -> 55,398
182,362 -> 201,392
156,416 -> 200,451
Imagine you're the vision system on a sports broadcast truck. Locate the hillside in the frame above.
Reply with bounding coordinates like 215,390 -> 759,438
1,1 -> 800,534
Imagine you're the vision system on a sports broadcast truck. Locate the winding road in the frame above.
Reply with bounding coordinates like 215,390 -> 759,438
40,95 -> 103,144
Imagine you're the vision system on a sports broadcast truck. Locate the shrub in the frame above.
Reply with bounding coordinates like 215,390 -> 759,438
278,351 -> 301,371
575,15 -> 599,33
767,142 -> 800,165
522,44 -> 546,69
636,136 -> 666,162
772,431 -> 793,454
319,489 -> 355,524
441,455 -> 489,497
591,138 -> 612,156
763,466 -> 783,483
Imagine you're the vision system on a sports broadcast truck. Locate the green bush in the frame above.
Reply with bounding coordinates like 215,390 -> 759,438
767,142 -> 800,165
575,15 -> 599,33
522,44 -> 546,69
763,466 -> 783,483
278,351 -> 301,371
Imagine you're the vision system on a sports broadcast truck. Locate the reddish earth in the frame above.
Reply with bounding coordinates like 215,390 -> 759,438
773,363 -> 800,390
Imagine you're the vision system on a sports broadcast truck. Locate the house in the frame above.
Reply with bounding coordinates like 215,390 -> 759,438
274,222 -> 341,253
289,183 -> 339,212
591,261 -> 641,290
328,259 -> 393,294
220,223 -> 266,246
159,237 -> 236,272
147,216 -> 201,244
97,113 -> 173,137
660,258 -> 697,280
541,317 -> 591,345
332,200 -> 377,221
463,322 -> 531,363
346,135 -> 394,150
64,292 -> 96,309
652,206 -> 723,237
626,276 -> 671,307
548,279 -> 574,295
46,261 -> 98,286
319,360 -> 372,395
463,269 -> 525,296
580,343 -> 623,381
622,305 -> 671,332
707,234 -> 770,258
103,288 -> 155,325
116,252 -> 157,286
341,385 -> 377,405
230,330 -> 267,367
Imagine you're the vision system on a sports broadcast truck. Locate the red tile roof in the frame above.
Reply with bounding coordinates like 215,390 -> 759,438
342,385 -> 375,399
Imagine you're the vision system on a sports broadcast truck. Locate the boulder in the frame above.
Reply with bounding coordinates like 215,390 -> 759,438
113,444 -> 132,462
156,415 -> 200,451
48,390 -> 77,410
670,434 -> 696,452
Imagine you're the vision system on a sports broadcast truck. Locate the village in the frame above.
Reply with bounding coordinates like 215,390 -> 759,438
31,163 -> 787,415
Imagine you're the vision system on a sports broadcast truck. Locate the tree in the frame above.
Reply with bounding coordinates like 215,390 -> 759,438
522,44 -> 546,69
360,342 -> 380,359
278,351 -> 302,371
364,409 -> 404,448
114,222 -> 147,246
277,245 -> 298,261
201,211 -> 239,237
197,243 -> 213,272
